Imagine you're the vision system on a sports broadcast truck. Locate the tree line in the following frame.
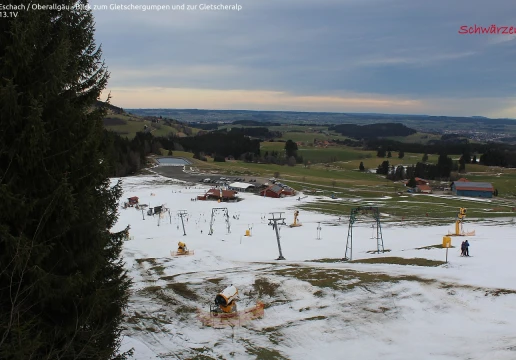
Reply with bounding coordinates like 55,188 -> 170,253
376,154 -> 454,180
101,130 -> 262,176
368,139 -> 516,167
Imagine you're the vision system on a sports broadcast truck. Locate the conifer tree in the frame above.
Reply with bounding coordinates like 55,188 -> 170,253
0,2 -> 131,359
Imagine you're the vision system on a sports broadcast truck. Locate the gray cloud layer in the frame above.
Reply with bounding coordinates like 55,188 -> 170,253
92,0 -> 516,111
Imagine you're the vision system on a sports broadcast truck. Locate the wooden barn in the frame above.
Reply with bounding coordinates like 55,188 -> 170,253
452,181 -> 493,198
259,185 -> 296,198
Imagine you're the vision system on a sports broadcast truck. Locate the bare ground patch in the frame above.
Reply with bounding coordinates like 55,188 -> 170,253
351,257 -> 446,267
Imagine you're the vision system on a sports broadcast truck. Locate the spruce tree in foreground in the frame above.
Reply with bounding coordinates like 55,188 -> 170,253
0,2 -> 131,359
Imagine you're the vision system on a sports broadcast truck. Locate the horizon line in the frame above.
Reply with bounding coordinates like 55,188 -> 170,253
121,107 -> 515,120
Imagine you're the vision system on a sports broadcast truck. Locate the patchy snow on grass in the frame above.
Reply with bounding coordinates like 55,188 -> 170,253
115,175 -> 516,360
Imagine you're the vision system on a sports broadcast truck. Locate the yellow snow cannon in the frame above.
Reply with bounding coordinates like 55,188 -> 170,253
177,241 -> 188,254
212,285 -> 238,313
170,241 -> 194,256
448,207 -> 475,236
289,210 -> 302,228
455,208 -> 466,234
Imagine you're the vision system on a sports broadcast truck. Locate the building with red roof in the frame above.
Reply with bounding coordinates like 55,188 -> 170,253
451,181 -> 493,198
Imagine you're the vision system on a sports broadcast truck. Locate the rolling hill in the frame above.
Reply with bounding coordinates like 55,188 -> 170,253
98,101 -> 199,139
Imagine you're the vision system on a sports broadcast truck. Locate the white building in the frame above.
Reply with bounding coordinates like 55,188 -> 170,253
228,182 -> 255,192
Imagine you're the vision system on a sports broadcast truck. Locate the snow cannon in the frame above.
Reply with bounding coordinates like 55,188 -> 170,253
178,241 -> 187,252
448,207 -> 475,236
170,241 -> 194,256
289,210 -> 302,228
213,285 -> 238,313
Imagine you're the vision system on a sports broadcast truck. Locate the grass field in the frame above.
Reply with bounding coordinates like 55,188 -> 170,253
188,147 -> 516,194
159,150 -> 195,159
261,142 -> 375,164
182,146 -> 516,223
280,131 -> 349,142
466,172 -> 516,196
192,157 -> 390,187
259,140 -> 449,168
298,193 -> 516,223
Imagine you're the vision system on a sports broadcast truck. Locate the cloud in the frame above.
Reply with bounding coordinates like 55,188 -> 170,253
93,0 -> 516,116
487,33 -> 516,45
101,87 -> 516,118
102,87 -> 422,110
358,52 -> 477,66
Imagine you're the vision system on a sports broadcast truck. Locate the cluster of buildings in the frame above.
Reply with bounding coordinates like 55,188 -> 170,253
404,177 -> 494,198
259,184 -> 296,198
312,139 -> 334,148
197,181 -> 296,202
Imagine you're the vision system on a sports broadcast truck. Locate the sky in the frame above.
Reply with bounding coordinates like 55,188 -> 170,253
92,0 -> 516,117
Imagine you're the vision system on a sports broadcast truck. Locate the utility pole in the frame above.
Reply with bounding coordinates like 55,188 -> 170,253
154,206 -> 164,227
269,212 -> 286,260
178,210 -> 187,236
140,205 -> 148,220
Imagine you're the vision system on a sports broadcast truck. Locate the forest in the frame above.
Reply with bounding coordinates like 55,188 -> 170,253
102,130 -> 261,176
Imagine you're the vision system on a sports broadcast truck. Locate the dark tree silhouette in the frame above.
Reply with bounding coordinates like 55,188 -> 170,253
0,4 -> 131,359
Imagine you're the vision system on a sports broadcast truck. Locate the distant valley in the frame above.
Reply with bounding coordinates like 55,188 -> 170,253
126,108 -> 516,144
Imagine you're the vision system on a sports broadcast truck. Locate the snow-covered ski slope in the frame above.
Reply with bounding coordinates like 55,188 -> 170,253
114,175 -> 516,360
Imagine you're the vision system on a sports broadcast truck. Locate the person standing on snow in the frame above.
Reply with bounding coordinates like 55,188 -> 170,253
464,240 -> 470,256
460,241 -> 466,256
